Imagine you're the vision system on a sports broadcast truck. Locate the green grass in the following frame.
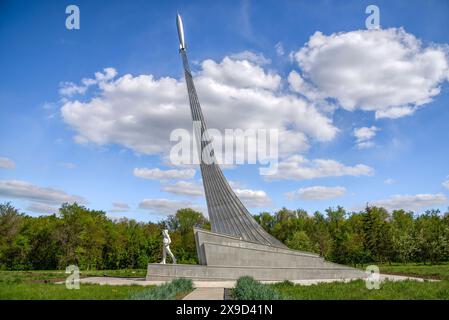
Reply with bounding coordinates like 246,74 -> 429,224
0,269 -> 147,285
272,279 -> 449,300
377,262 -> 449,280
0,282 -> 151,300
0,270 -> 177,300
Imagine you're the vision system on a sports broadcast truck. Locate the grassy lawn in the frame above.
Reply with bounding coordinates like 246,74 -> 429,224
271,279 -> 449,300
0,270 -> 159,300
377,262 -> 449,280
0,282 -> 151,300
0,269 -> 147,285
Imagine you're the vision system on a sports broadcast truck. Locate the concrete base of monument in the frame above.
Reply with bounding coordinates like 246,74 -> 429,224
146,228 -> 367,281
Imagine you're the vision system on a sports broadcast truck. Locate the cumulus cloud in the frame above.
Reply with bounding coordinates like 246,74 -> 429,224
109,202 -> 130,213
229,51 -> 271,65
162,180 -> 204,197
353,126 -> 379,149
0,180 -> 86,204
0,157 -> 15,169
290,28 -> 449,119
234,189 -> 271,207
442,180 -> 449,189
287,186 -> 346,200
26,202 -> 58,214
59,68 -> 117,97
384,178 -> 396,185
60,55 -> 338,160
133,168 -> 196,180
266,155 -> 374,181
368,193 -> 448,212
138,198 -> 203,215
160,180 -> 270,208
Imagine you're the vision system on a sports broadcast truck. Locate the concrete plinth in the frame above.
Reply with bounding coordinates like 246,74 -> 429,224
146,229 -> 366,281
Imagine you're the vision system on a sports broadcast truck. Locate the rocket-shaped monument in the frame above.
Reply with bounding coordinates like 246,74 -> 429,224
145,15 -> 367,281
175,13 -> 285,248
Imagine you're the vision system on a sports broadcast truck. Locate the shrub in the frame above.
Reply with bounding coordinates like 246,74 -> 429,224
130,278 -> 193,300
233,276 -> 283,300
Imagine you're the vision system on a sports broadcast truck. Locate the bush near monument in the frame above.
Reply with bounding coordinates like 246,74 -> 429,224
130,278 -> 193,300
233,276 -> 284,300
1,202 -> 449,271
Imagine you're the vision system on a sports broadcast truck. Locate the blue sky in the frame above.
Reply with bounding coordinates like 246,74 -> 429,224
1,0 -> 449,222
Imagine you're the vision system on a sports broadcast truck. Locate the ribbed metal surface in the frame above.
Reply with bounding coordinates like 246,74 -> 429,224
180,49 -> 285,248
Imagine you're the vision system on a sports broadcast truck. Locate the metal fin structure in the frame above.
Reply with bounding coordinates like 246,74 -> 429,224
178,18 -> 286,248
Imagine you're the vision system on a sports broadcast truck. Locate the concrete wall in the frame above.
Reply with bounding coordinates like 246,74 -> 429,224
146,263 -> 366,281
194,228 -> 319,266
146,229 -> 366,281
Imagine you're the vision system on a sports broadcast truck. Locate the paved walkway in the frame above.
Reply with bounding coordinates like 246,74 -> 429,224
183,287 -> 224,300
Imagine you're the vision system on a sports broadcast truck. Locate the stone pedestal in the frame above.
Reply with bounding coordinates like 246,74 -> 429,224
146,228 -> 366,281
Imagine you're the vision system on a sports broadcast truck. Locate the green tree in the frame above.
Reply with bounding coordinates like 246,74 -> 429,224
286,230 -> 315,252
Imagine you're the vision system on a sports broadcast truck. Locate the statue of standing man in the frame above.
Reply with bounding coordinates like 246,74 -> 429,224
160,229 -> 177,264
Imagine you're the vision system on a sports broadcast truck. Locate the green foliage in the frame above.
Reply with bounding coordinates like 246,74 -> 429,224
286,231 -> 315,252
233,276 -> 284,300
1,201 -> 449,271
0,202 -> 208,270
130,278 -> 193,300
254,205 -> 449,266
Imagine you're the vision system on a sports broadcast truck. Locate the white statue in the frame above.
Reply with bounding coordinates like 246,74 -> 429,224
161,229 -> 177,264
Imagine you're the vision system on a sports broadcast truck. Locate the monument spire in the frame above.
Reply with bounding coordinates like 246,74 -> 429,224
176,14 -> 285,248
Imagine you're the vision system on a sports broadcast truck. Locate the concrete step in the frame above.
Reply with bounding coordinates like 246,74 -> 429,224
183,287 -> 224,300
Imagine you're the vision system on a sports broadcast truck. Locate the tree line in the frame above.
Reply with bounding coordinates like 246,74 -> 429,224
0,202 -> 448,270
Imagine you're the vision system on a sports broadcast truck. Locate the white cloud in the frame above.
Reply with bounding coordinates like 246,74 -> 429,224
160,179 -> 270,208
353,126 -> 379,149
60,55 -> 338,159
133,168 -> 196,180
112,202 -> 130,209
0,180 -> 86,210
59,67 -> 117,97
384,178 -> 396,185
162,180 -> 204,197
287,186 -> 346,200
368,193 -> 447,212
26,202 -> 58,214
266,155 -> 374,181
0,157 -> 15,169
138,198 -> 203,215
229,51 -> 271,65
442,180 -> 449,189
291,28 -> 449,119
275,42 -> 284,56
109,202 -> 130,213
201,56 -> 280,90
234,189 -> 271,207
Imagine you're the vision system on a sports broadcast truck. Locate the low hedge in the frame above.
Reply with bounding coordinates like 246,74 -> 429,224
131,278 -> 193,300
233,276 -> 284,300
